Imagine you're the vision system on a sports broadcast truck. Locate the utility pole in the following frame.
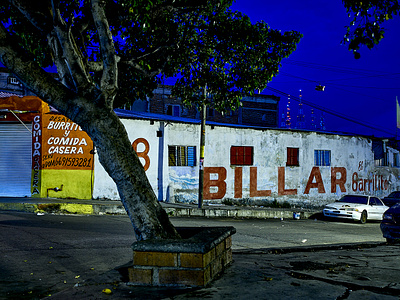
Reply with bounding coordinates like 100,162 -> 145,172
198,86 -> 206,208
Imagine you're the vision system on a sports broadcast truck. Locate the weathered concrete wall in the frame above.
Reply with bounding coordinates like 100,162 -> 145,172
173,127 -> 375,208
92,117 -> 400,208
166,122 -> 200,203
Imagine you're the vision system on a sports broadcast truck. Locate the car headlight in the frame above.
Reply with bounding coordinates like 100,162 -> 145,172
346,208 -> 359,212
383,214 -> 393,220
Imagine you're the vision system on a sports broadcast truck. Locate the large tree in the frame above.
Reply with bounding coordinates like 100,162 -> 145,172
0,0 -> 301,241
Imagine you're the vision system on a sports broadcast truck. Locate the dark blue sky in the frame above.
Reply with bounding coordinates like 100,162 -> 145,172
231,0 -> 400,138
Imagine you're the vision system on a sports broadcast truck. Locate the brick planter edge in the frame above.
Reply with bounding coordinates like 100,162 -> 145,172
129,226 -> 236,287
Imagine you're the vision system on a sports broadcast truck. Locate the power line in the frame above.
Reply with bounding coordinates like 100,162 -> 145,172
280,71 -> 400,85
328,83 -> 400,90
325,85 -> 387,101
282,59 -> 400,85
286,59 -> 400,78
277,72 -> 398,101
265,86 -> 395,137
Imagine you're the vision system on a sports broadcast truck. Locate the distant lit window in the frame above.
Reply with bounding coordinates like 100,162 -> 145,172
314,150 -> 331,166
7,77 -> 19,85
230,146 -> 253,165
168,146 -> 196,166
286,147 -> 299,166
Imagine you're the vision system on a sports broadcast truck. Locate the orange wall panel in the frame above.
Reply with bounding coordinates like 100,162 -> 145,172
41,114 -> 94,170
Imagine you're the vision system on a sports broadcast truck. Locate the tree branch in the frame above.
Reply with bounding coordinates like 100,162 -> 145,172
10,0 -> 53,34
91,0 -> 118,107
0,23 -> 73,112
122,59 -> 167,78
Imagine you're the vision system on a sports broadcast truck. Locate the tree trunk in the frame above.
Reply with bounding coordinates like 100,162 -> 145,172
77,103 -> 180,241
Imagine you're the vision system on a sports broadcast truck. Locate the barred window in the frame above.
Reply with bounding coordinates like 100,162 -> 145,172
230,146 -> 253,166
314,150 -> 331,166
168,146 -> 196,166
286,147 -> 299,166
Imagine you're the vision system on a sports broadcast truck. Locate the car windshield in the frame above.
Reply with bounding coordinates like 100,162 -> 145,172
338,195 -> 368,205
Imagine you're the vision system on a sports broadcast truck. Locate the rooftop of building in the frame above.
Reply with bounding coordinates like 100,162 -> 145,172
0,91 -> 23,98
115,108 -> 358,138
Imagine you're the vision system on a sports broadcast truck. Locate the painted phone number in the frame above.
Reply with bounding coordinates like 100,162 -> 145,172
42,157 -> 92,168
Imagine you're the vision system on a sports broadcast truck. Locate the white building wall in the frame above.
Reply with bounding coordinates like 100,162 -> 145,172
93,117 -> 399,208
93,118 -> 167,200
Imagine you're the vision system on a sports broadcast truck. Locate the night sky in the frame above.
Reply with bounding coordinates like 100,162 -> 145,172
231,0 -> 400,138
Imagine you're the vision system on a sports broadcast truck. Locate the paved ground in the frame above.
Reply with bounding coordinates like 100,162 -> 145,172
49,244 -> 400,300
1,207 -> 399,300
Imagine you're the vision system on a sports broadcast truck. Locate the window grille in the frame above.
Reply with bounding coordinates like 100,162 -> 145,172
314,150 -> 331,166
168,145 -> 196,166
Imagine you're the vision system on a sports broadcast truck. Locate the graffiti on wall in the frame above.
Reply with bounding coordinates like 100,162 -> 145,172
352,172 -> 389,192
41,114 -> 93,170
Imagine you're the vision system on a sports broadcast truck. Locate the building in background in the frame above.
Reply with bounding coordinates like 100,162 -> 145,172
131,85 -> 280,128
0,67 -> 35,97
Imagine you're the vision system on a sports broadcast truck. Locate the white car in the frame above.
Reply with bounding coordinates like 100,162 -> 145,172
323,195 -> 388,224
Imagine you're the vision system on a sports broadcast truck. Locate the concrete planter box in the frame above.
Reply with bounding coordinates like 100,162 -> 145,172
129,226 -> 236,287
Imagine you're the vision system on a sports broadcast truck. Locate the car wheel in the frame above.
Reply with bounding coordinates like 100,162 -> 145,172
360,210 -> 367,224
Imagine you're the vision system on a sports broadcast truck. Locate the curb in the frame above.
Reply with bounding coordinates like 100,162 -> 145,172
0,199 -> 320,220
0,200 -> 126,215
163,206 -> 317,220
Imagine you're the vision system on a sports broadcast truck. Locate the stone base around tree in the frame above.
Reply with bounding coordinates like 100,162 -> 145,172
128,226 -> 236,287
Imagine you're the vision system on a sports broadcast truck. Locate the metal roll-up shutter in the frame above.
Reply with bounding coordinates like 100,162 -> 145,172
0,123 -> 32,197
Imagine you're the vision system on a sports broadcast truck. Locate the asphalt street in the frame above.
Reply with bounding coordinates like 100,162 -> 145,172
0,211 -> 398,299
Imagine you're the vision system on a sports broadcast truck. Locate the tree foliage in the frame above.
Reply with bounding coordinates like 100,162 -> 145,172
342,0 -> 400,58
0,0 -> 301,110
172,9 -> 301,112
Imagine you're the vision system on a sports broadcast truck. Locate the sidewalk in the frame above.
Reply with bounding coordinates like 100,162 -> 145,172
48,243 -> 399,300
0,197 -> 320,220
